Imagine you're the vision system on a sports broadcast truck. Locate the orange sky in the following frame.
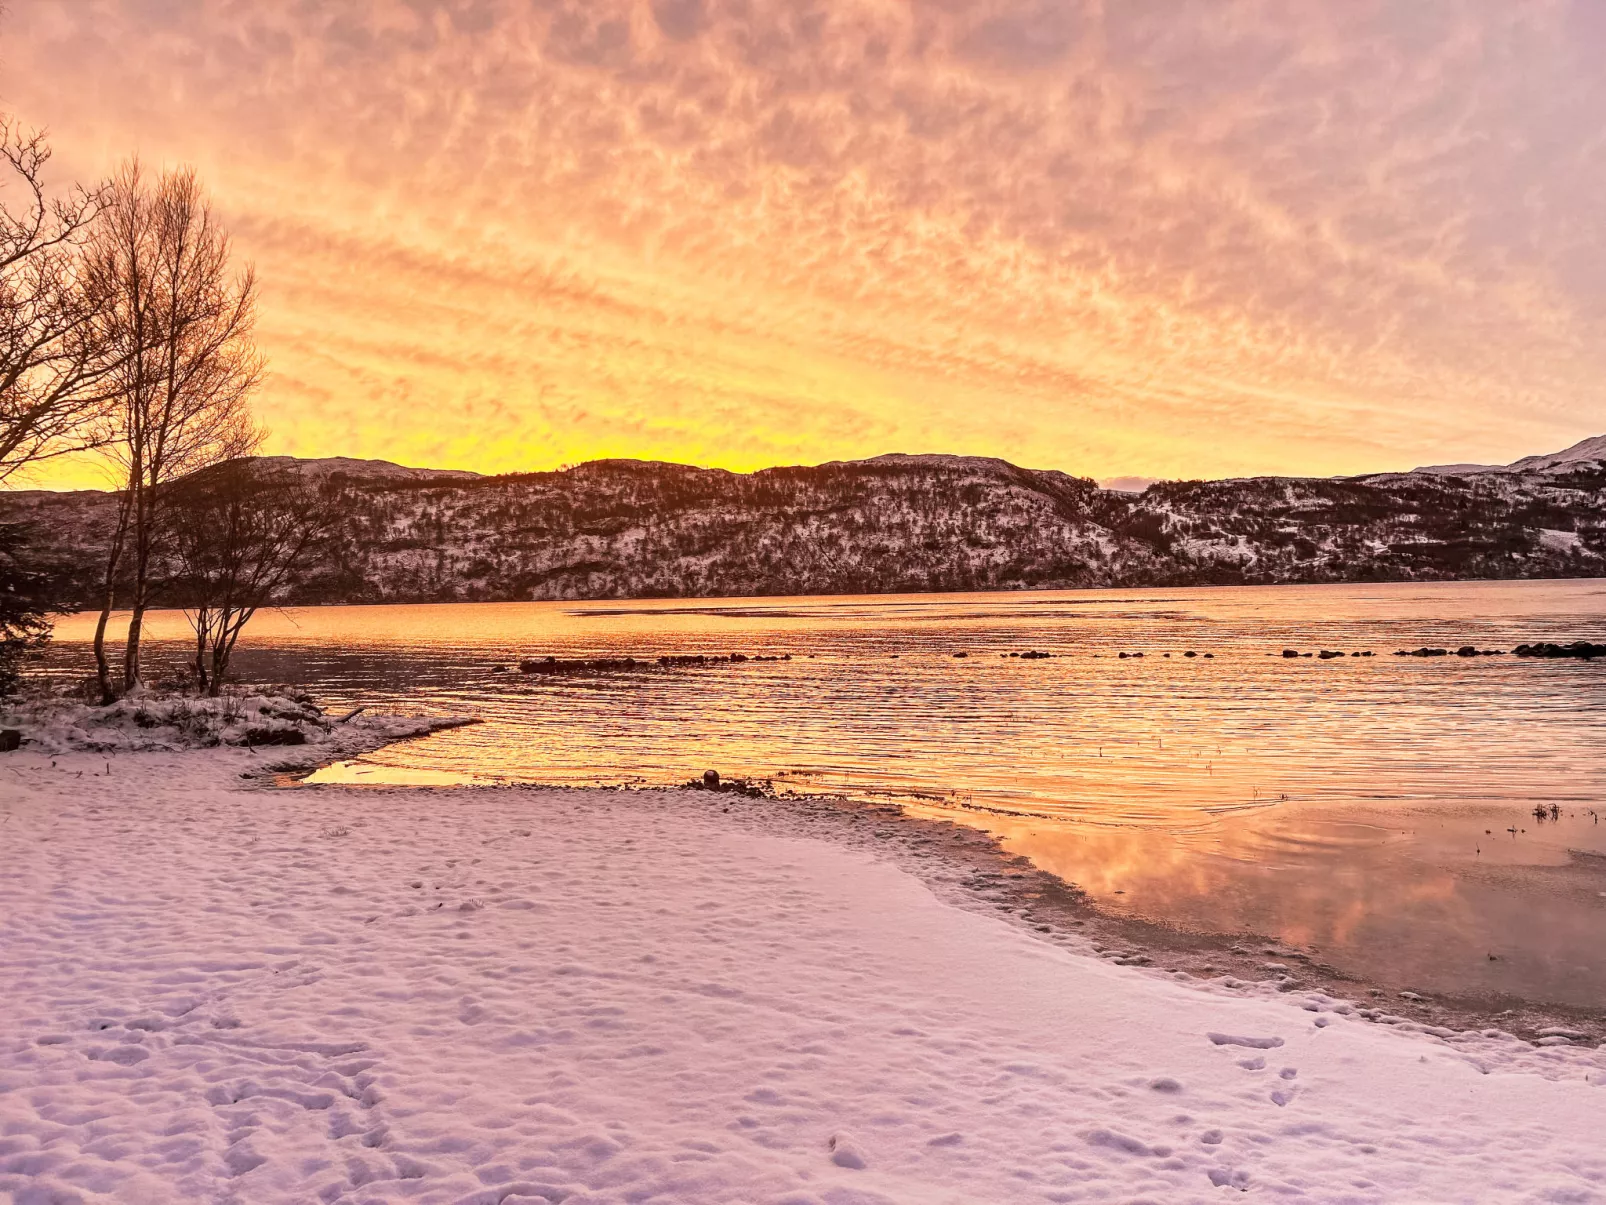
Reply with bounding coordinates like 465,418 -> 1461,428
6,1 -> 1606,490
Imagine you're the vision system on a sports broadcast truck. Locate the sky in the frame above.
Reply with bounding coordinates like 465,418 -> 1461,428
5,0 -> 1606,489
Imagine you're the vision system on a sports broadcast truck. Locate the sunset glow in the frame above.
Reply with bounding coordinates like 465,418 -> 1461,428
7,1 -> 1606,488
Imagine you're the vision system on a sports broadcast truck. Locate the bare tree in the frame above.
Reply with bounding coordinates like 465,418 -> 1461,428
164,460 -> 330,695
86,162 -> 264,700
0,117 -> 114,482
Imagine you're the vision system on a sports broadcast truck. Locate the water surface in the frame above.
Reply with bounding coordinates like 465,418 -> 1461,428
47,579 -> 1606,1007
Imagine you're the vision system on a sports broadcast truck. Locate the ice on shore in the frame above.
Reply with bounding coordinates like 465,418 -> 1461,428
1,749 -> 1603,1203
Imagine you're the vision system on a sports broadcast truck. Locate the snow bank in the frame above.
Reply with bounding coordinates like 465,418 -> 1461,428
1,751 -> 1603,1203
0,688 -> 472,758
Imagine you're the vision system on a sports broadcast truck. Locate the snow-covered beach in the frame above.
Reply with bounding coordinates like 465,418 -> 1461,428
3,733 -> 1605,1204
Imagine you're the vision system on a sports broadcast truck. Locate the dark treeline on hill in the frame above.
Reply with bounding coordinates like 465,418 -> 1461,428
5,446 -> 1606,606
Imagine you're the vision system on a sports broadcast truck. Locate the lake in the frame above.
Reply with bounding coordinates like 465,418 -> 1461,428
44,579 -> 1606,1008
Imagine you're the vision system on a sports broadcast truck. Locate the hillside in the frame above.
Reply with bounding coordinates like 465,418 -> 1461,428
4,445 -> 1604,606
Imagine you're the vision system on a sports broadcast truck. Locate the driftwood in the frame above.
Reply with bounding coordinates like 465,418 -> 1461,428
335,705 -> 367,724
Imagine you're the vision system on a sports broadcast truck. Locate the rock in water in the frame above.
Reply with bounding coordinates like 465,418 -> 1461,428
703,769 -> 721,789
1513,641 -> 1606,660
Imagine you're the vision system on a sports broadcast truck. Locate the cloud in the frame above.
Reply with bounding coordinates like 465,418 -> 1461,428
651,0 -> 707,42
5,0 -> 1605,491
953,1 -> 1090,69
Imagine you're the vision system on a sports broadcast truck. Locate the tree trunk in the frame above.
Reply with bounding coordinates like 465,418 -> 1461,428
122,482 -> 152,693
193,615 -> 210,695
123,609 -> 143,692
207,644 -> 226,697
91,602 -> 116,704
92,495 -> 132,704
208,614 -> 243,697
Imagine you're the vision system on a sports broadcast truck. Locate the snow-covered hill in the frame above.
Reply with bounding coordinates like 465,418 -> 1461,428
5,444 -> 1604,604
252,455 -> 482,482
1415,434 -> 1606,477
1506,433 -> 1606,474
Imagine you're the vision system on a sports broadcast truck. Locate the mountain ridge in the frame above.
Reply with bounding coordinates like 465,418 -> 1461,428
1412,433 -> 1606,477
4,437 -> 1604,605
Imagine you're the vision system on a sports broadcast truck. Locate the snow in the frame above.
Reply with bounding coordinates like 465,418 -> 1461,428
1414,433 -> 1606,477
0,689 -> 473,757
2,750 -> 1604,1203
1409,462 -> 1502,477
1539,528 -> 1584,553
1507,434 -> 1606,474
254,455 -> 483,482
856,452 -> 1026,473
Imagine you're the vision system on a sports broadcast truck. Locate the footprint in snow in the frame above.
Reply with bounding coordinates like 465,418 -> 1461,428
1208,1032 -> 1284,1049
88,1045 -> 149,1065
828,1133 -> 868,1169
1085,1129 -> 1171,1158
1208,1166 -> 1250,1190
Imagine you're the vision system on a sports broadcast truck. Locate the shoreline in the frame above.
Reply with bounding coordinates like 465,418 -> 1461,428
655,792 -> 1606,1044
8,681 -> 1603,1044
278,745 -> 1606,1048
